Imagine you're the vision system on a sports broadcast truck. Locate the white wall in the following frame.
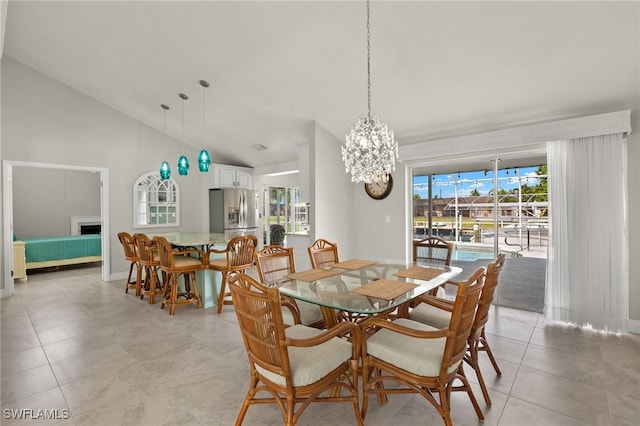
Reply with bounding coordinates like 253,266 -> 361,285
1,57 -> 204,279
12,167 -> 100,238
627,108 -> 640,326
309,122 -> 355,260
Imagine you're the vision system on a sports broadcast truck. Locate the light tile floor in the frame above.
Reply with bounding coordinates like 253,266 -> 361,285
2,265 -> 639,426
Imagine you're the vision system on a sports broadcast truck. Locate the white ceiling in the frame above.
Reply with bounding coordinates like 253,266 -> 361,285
3,1 -> 638,170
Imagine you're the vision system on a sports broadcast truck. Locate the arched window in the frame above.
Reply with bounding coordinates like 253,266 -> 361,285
133,172 -> 180,228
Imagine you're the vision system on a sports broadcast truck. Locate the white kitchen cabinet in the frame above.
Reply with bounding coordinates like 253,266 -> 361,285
211,164 -> 253,189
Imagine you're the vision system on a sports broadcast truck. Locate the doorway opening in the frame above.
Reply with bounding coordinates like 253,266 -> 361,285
262,186 -> 308,246
2,160 -> 110,296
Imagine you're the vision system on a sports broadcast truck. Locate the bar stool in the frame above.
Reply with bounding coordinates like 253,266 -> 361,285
117,232 -> 141,296
207,235 -> 258,314
133,233 -> 165,304
153,236 -> 205,315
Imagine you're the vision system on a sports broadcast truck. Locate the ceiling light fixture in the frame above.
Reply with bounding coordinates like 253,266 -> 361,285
342,0 -> 398,184
198,80 -> 211,172
159,104 -> 171,180
177,93 -> 189,176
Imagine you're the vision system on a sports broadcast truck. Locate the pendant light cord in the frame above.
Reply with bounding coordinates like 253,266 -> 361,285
202,84 -> 206,148
366,0 -> 371,119
181,96 -> 185,155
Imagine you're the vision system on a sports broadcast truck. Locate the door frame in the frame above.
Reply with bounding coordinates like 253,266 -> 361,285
2,160 -> 110,296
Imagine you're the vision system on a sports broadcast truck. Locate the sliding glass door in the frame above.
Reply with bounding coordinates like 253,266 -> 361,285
412,162 -> 548,312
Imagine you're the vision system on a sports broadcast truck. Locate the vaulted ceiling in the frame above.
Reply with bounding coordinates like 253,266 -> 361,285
3,1 -> 638,170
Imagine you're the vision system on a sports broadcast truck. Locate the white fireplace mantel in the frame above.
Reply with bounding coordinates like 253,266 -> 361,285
71,216 -> 101,235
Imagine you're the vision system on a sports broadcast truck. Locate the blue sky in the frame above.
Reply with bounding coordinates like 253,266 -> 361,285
413,166 -> 543,199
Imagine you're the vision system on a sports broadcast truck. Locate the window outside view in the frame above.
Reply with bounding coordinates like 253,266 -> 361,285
413,165 -> 548,312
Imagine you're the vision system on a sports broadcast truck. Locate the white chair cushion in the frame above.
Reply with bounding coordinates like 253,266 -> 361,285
282,300 -> 324,326
255,324 -> 352,387
366,318 -> 460,377
409,302 -> 452,329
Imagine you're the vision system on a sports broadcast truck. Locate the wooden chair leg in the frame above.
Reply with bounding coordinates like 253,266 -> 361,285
467,343 -> 492,406
148,266 -> 160,304
124,262 -> 135,293
480,330 -> 502,375
217,271 -> 228,314
169,274 -> 179,315
134,263 -> 142,297
139,265 -> 148,300
190,272 -> 202,308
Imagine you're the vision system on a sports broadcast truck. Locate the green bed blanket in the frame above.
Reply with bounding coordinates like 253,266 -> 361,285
22,235 -> 102,263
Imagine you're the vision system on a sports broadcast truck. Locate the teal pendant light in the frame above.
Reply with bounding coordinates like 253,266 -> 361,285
159,160 -> 171,180
198,80 -> 211,172
177,93 -> 189,176
177,155 -> 189,175
159,104 -> 171,180
198,149 -> 210,172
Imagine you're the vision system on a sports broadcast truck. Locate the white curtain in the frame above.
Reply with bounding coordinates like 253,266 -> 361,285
546,133 -> 628,333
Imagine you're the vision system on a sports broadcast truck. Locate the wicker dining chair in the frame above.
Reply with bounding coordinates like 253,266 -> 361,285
413,236 -> 453,267
255,245 -> 324,328
228,273 -> 364,426
207,235 -> 258,314
117,232 -> 141,296
307,238 -> 339,269
360,267 -> 486,426
406,253 -> 506,405
153,236 -> 205,315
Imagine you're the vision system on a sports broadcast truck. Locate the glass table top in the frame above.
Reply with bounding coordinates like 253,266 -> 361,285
276,260 -> 462,315
153,232 -> 228,247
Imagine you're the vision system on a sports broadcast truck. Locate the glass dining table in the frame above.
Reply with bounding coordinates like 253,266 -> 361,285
275,259 -> 462,328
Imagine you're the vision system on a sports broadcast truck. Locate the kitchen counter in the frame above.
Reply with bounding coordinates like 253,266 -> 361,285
286,231 -> 310,236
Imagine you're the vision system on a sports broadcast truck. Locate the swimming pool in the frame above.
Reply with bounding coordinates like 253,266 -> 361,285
452,245 -> 518,262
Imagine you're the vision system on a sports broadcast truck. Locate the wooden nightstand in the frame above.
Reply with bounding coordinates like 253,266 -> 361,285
13,241 -> 27,282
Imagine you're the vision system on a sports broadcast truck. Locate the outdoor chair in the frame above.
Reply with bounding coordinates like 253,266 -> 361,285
228,273 -> 364,426
269,224 -> 286,246
360,267 -> 486,426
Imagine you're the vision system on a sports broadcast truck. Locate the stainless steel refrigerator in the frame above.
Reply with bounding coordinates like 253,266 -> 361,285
209,188 -> 259,238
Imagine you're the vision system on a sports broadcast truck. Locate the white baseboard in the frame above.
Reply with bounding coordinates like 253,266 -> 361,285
108,271 -> 129,282
628,319 -> 640,335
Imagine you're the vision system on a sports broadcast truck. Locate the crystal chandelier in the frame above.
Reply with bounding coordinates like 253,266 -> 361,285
342,0 -> 398,184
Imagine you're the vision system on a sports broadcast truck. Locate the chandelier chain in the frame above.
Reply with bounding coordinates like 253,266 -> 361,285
342,0 -> 397,184
366,0 -> 371,118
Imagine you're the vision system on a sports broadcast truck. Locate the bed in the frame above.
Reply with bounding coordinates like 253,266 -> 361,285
21,235 -> 102,270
